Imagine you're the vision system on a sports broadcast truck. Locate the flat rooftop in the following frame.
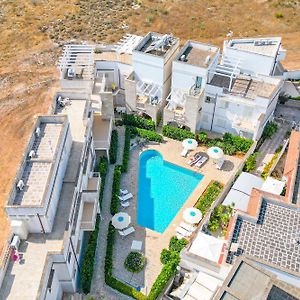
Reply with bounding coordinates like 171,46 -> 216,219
12,121 -> 64,206
226,200 -> 300,275
210,74 -> 280,100
177,41 -> 218,68
226,37 -> 281,57
134,32 -> 178,57
216,258 -> 300,300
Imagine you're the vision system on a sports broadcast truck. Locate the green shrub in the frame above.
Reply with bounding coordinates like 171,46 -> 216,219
122,127 -> 131,173
208,204 -> 233,235
129,126 -> 163,143
110,165 -> 122,215
109,130 -> 118,164
243,152 -> 258,172
98,157 -> 108,208
275,12 -> 284,18
160,249 -> 171,264
196,181 -> 223,216
124,251 -> 146,273
169,236 -> 188,253
197,131 -> 208,144
122,114 -> 155,131
162,125 -> 195,141
262,122 -> 278,139
81,216 -> 100,294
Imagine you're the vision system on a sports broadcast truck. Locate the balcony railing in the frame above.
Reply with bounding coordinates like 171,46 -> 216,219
80,201 -> 97,231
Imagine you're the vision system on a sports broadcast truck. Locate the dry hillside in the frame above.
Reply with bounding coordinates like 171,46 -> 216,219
0,0 -> 299,253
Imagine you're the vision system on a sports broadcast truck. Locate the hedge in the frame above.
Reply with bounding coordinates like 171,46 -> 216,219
81,215 -> 100,293
243,152 -> 258,172
162,125 -> 195,141
110,165 -> 122,215
148,237 -> 188,300
122,127 -> 131,173
122,114 -> 155,131
261,147 -> 281,179
109,130 -> 118,164
104,223 -> 146,300
196,181 -> 223,216
98,156 -> 108,208
129,126 -> 163,143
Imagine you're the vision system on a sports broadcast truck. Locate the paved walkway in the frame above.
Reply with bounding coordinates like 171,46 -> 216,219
255,122 -> 289,174
90,126 -> 131,300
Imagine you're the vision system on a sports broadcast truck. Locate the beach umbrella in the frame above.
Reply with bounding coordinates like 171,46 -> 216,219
207,147 -> 224,160
183,208 -> 202,224
111,212 -> 131,230
182,139 -> 198,150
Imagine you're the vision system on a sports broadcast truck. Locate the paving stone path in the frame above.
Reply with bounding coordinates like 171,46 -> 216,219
90,126 -> 132,300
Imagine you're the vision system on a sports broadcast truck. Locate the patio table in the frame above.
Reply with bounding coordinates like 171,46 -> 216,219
131,240 -> 143,251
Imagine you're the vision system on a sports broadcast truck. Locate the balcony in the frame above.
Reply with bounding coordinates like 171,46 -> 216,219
80,201 -> 97,231
87,172 -> 101,191
92,114 -> 112,150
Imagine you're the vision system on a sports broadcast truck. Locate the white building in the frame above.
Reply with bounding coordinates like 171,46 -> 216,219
163,41 -> 220,132
125,32 -> 180,123
223,37 -> 286,76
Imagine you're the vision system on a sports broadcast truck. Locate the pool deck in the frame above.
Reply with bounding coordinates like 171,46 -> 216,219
113,137 -> 242,295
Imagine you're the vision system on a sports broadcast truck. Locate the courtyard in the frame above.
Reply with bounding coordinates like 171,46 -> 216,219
111,134 -> 243,295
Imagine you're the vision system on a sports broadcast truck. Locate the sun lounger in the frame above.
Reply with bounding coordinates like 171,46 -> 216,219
118,193 -> 133,202
181,148 -> 189,157
176,226 -> 192,237
195,157 -> 208,168
120,189 -> 129,195
121,201 -> 130,208
180,222 -> 196,232
216,159 -> 224,170
187,154 -> 201,166
176,233 -> 185,240
119,226 -> 135,237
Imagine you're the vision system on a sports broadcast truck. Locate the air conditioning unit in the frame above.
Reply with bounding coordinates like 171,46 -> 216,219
10,235 -> 20,250
29,150 -> 36,159
17,180 -> 24,191
35,127 -> 41,137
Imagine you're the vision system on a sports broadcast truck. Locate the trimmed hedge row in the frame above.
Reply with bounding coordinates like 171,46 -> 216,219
122,127 -> 131,173
196,181 -> 223,216
110,165 -> 122,215
129,126 -> 163,143
109,130 -> 118,164
98,156 -> 108,208
122,114 -> 156,131
81,215 -> 100,293
105,222 -> 147,300
148,237 -> 188,300
162,125 -> 195,141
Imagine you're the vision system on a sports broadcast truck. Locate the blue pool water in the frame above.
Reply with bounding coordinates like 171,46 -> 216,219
137,150 -> 203,233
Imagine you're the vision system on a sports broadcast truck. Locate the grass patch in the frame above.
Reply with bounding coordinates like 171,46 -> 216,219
122,114 -> 156,131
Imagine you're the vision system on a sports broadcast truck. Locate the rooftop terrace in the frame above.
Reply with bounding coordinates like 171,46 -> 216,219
134,32 -> 178,57
177,41 -> 218,68
9,120 -> 65,207
226,200 -> 300,275
226,37 -> 281,57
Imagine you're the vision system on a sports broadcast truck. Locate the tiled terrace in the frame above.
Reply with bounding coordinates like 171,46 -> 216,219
112,137 -> 242,294
227,200 -> 300,274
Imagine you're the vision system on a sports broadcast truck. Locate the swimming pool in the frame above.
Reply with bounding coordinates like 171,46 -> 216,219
137,150 -> 203,233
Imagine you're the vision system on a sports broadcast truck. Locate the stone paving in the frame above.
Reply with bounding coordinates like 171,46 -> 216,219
90,126 -> 132,300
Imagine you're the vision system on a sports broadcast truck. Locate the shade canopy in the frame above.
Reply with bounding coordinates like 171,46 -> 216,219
207,147 -> 224,160
189,232 -> 224,263
183,207 -> 202,224
111,212 -> 131,230
182,139 -> 198,150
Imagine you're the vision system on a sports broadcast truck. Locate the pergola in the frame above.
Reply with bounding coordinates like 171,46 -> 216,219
58,44 -> 95,80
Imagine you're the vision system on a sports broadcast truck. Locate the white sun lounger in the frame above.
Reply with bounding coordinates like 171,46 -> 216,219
119,226 -> 135,237
121,201 -> 130,208
180,222 -> 196,232
118,193 -> 133,202
176,233 -> 185,240
181,148 -> 188,157
176,226 -> 192,237
187,154 -> 201,166
195,156 -> 208,168
120,189 -> 129,195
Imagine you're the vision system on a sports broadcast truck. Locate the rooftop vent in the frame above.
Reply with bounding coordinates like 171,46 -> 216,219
35,127 -> 41,137
17,180 -> 24,191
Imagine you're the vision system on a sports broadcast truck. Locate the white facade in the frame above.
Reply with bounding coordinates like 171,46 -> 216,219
223,37 -> 286,76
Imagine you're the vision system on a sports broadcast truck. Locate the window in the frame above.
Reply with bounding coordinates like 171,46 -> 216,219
47,269 -> 55,292
68,251 -> 72,264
